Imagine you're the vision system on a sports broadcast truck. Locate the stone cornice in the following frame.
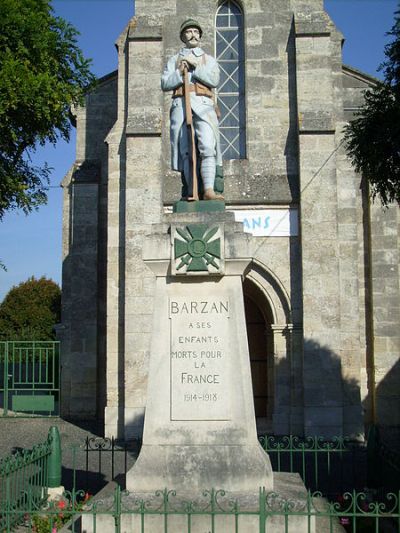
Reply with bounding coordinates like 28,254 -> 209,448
128,17 -> 162,41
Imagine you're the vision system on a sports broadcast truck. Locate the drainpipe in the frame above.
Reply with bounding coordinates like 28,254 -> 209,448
362,177 -> 376,426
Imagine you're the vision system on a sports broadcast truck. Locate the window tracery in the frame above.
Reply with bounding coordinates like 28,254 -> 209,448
216,0 -> 246,159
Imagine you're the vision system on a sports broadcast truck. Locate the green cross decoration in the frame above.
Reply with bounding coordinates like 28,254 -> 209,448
174,224 -> 222,273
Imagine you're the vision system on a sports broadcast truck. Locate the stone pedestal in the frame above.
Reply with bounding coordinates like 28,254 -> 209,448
126,214 -> 273,492
86,214 -> 317,532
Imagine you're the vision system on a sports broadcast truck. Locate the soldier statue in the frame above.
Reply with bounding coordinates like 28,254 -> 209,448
161,19 -> 224,201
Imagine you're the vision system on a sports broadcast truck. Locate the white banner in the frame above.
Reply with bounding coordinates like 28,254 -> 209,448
232,209 -> 298,237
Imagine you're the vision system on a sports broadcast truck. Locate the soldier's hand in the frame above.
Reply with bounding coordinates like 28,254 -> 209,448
178,59 -> 190,74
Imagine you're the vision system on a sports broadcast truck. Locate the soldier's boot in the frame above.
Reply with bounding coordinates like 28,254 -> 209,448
201,156 -> 224,200
203,188 -> 224,200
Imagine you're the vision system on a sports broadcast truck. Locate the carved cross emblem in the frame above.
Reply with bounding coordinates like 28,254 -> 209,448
172,224 -> 224,274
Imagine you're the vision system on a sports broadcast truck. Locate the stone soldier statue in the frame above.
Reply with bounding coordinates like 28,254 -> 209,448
161,19 -> 223,201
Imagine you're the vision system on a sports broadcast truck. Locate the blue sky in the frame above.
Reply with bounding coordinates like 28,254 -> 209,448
0,0 -> 398,302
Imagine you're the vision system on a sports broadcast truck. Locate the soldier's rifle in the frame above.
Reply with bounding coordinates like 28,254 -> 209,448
183,65 -> 199,201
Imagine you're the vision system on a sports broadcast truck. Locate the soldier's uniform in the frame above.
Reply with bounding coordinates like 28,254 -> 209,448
161,20 -> 222,199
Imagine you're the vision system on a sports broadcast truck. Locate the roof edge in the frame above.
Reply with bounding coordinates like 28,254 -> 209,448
342,64 -> 380,86
96,69 -> 118,86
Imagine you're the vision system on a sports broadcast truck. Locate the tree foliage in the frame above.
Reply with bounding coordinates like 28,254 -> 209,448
0,0 -> 95,219
0,277 -> 61,340
344,6 -> 400,206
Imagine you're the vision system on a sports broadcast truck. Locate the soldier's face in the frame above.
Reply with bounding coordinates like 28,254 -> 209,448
183,27 -> 201,48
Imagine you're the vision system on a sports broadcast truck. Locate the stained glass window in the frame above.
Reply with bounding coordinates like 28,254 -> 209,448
216,0 -> 246,159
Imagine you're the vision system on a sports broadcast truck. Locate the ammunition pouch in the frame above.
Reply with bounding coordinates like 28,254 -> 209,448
173,82 -> 213,99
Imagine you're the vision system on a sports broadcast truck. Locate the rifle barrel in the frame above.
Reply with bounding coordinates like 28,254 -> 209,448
183,66 -> 198,201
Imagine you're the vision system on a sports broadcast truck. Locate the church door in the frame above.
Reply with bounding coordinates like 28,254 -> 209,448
243,290 -> 274,429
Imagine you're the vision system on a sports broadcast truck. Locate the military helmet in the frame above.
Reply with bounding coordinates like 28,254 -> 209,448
180,19 -> 203,42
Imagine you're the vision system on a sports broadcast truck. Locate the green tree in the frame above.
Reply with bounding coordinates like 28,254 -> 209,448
344,5 -> 400,206
0,277 -> 61,340
0,0 -> 95,219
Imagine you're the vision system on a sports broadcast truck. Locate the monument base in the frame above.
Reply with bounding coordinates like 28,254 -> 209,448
125,273 -> 273,494
173,199 -> 225,213
128,443 -> 273,492
82,473 -> 325,532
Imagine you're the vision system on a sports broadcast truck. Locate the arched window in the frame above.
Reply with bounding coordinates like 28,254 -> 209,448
216,0 -> 246,159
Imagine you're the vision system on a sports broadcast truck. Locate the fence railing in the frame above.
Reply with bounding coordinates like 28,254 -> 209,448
60,432 -> 399,502
2,486 -> 399,533
0,340 -> 60,416
82,436 -> 141,491
1,430 -> 399,532
59,436 -> 141,496
65,435 -> 366,497
260,435 -> 367,497
0,426 -> 61,532
0,436 -> 50,531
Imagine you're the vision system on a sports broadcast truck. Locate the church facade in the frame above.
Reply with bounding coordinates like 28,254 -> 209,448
60,0 -> 400,444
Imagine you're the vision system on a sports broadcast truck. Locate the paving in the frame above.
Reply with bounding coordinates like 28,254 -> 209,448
0,417 -> 101,459
0,417 -> 138,493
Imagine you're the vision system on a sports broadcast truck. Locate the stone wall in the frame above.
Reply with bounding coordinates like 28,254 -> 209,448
60,76 -> 117,419
293,6 -> 364,437
340,69 -> 400,442
60,177 -> 99,418
370,204 -> 400,445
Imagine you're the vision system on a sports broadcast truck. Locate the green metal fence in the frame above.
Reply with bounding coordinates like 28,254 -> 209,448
0,341 -> 60,416
60,435 -> 367,497
0,427 -> 61,532
0,438 -> 50,531
1,486 -> 399,532
0,430 -> 399,532
260,435 -> 367,497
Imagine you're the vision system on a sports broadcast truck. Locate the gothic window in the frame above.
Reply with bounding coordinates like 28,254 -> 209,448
216,0 -> 246,159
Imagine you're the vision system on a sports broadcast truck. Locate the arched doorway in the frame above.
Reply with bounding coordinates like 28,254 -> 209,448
243,279 -> 274,432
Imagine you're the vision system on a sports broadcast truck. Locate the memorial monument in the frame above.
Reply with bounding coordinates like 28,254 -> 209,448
121,19 -> 313,533
127,19 -> 273,494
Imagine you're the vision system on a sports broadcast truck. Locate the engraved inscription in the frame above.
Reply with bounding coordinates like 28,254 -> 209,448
170,297 -> 231,421
170,300 -> 229,315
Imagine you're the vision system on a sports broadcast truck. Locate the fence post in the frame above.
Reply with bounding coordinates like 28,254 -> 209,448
3,341 -> 9,415
48,426 -> 62,488
259,487 -> 266,533
114,483 -> 121,533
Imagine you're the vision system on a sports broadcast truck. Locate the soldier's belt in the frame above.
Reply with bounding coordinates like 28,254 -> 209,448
173,82 -> 213,98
